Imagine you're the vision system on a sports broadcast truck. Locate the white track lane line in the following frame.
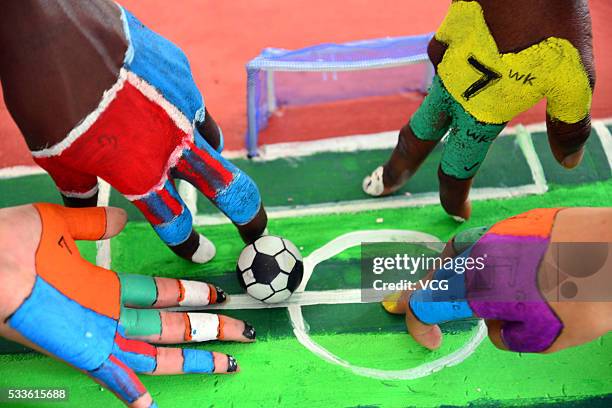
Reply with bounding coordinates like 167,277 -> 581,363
593,121 -> 612,171
516,125 -> 548,193
96,179 -> 112,269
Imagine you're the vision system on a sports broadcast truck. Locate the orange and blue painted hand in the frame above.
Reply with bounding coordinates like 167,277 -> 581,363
0,204 -> 255,408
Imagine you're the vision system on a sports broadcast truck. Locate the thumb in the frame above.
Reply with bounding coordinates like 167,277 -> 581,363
381,290 -> 442,350
405,291 -> 443,350
484,319 -> 509,351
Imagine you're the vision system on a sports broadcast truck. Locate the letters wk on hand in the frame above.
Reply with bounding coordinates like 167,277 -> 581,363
509,69 -> 536,86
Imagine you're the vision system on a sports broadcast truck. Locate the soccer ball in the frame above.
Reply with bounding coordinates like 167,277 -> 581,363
236,235 -> 304,303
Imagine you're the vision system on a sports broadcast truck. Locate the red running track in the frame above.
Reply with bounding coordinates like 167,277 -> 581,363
1,0 -> 611,166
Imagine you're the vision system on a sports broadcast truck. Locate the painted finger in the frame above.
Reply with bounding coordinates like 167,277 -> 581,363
408,266 -> 474,326
112,331 -> 238,375
120,308 -> 256,343
451,226 -> 490,254
484,319 -> 509,351
405,250 -> 477,349
87,353 -> 156,408
154,348 -> 238,375
404,291 -> 443,350
546,114 -> 590,169
119,274 -> 226,308
55,204 -> 127,240
382,290 -> 408,315
438,169 -> 472,221
382,240 -> 457,315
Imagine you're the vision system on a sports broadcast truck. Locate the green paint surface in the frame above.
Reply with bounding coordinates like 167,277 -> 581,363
196,134 -> 533,214
1,181 -> 610,407
531,130 -> 612,185
0,175 -> 63,208
0,332 -> 610,408
0,126 -> 610,407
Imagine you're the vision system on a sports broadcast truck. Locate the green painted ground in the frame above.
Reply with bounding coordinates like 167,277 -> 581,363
0,125 -> 610,407
1,130 -> 609,220
0,180 -> 611,407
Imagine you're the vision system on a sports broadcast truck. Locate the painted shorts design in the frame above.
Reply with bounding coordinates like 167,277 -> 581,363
410,75 -> 505,179
410,208 -> 564,353
30,7 -> 260,247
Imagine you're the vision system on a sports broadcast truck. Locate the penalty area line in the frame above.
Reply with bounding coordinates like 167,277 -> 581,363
193,183 -> 547,226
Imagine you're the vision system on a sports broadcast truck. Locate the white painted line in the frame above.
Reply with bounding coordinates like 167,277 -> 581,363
289,305 -> 487,381
178,180 -> 198,216
253,130 -> 399,161
291,229 -> 485,380
516,125 -> 548,193
176,229 -> 486,380
522,122 -> 548,134
226,125 -> 522,162
0,165 -> 45,179
97,179 -> 111,207
96,179 -> 112,269
300,230 -> 485,379
172,288 -> 365,311
600,117 -> 612,127
299,229 -> 442,292
193,184 -> 545,226
593,121 -> 612,171
60,185 -> 99,199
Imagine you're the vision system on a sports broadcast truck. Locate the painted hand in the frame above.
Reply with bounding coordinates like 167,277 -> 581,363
0,203 -> 256,408
382,208 -> 612,354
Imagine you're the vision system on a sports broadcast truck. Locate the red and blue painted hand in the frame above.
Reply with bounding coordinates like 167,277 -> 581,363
30,5 -> 265,263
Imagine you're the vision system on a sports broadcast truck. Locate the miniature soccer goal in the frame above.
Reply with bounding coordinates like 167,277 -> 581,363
245,33 -> 435,157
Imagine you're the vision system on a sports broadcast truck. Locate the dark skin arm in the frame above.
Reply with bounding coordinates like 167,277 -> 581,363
0,0 -> 127,151
373,0 -> 594,220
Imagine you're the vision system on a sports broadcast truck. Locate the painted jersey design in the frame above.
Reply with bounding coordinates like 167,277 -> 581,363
410,208 -> 564,353
435,1 -> 592,124
29,6 -> 260,248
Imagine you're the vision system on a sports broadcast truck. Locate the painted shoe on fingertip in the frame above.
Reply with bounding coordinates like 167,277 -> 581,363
362,166 -> 386,196
191,234 -> 217,264
227,355 -> 239,373
242,322 -> 256,340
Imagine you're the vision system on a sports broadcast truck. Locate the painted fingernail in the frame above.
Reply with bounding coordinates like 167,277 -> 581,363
561,148 -> 584,169
242,322 -> 256,340
227,355 -> 238,373
215,286 -> 227,303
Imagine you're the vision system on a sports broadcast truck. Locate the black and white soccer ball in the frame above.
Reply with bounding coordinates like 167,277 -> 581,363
236,235 -> 304,303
